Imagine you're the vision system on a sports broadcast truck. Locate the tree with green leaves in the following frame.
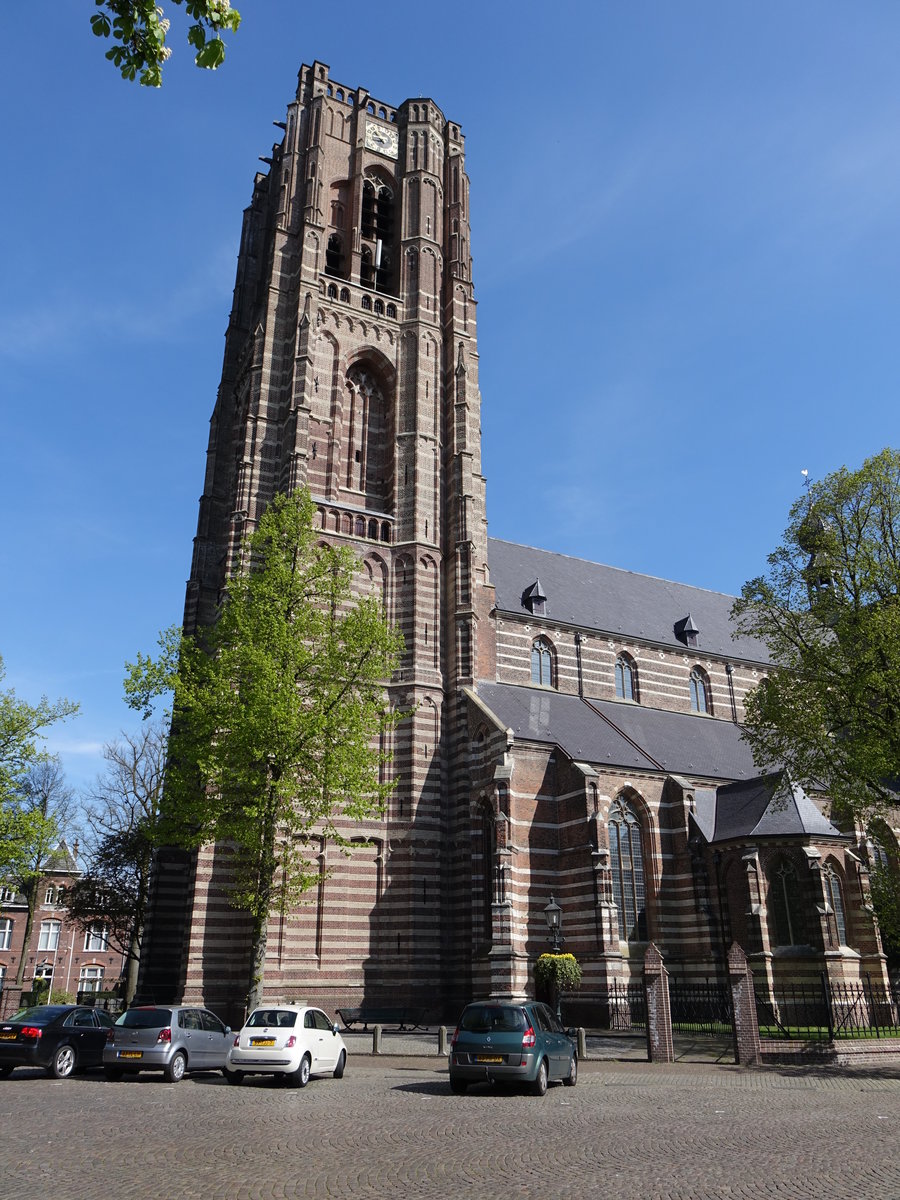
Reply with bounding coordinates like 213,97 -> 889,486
732,447 -> 900,822
65,724 -> 167,1003
90,0 -> 241,87
127,488 -> 403,1010
7,759 -> 76,988
0,656 -> 79,877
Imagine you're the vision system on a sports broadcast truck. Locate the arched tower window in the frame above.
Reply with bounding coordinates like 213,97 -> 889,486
530,637 -> 554,687
360,245 -> 374,289
690,666 -> 712,714
609,796 -> 647,942
615,653 -> 638,702
360,176 -> 397,295
822,865 -> 847,947
325,234 -> 343,277
768,856 -> 806,947
344,365 -> 391,512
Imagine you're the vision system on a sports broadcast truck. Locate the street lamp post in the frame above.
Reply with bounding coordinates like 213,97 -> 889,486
543,895 -> 563,952
543,895 -> 564,1021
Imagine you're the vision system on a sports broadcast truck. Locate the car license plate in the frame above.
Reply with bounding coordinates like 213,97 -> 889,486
0,1033 -> 16,1041
250,1038 -> 275,1047
476,1054 -> 503,1063
119,1051 -> 143,1059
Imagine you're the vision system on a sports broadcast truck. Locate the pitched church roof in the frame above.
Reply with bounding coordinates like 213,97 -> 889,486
474,681 -> 762,782
487,538 -> 771,663
692,774 -> 845,843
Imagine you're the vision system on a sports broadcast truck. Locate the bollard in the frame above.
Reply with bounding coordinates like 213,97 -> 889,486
577,1027 -> 587,1061
438,1025 -> 449,1055
373,1024 -> 383,1055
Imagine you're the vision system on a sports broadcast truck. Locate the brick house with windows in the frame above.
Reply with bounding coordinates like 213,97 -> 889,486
0,845 -> 125,1017
136,60 -> 897,1025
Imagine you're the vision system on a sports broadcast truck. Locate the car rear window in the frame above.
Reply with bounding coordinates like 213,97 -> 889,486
117,1008 -> 172,1028
247,1009 -> 297,1028
9,1006 -> 67,1025
459,1005 -> 527,1033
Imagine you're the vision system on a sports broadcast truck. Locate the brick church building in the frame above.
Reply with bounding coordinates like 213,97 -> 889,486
138,61 -> 896,1024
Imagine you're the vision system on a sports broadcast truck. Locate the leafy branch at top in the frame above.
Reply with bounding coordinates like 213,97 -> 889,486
89,1 -> 241,87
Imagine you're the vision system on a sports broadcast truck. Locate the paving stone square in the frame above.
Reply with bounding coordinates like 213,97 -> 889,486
1,1058 -> 899,1199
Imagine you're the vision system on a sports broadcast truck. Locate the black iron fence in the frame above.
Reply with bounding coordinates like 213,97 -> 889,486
756,974 -> 900,1041
564,981 -> 647,1033
668,979 -> 733,1037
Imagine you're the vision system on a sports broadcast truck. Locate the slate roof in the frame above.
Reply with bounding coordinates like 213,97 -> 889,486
488,538 -> 771,663
474,682 -> 763,782
705,774 -> 844,842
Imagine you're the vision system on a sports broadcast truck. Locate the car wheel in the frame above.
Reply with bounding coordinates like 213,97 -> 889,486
103,1066 -> 124,1081
332,1050 -> 346,1080
290,1054 -> 311,1088
449,1077 -> 467,1095
563,1053 -> 577,1087
51,1045 -> 77,1079
224,1067 -> 243,1086
164,1051 -> 187,1083
531,1059 -> 549,1097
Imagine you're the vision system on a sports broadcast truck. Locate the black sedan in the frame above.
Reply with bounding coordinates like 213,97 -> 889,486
0,1005 -> 117,1078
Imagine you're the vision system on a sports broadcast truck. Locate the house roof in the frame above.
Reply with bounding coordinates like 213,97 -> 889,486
474,682 -> 763,782
488,538 -> 771,663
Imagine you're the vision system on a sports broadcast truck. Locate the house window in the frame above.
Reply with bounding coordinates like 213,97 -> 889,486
0,965 -> 5,989
690,666 -> 712,714
531,637 -> 553,687
38,919 -> 61,951
822,866 -> 847,947
0,918 -> 12,950
84,923 -> 109,953
79,965 -> 104,994
609,796 -> 647,942
615,653 -> 638,702
0,886 -> 15,903
769,858 -> 805,947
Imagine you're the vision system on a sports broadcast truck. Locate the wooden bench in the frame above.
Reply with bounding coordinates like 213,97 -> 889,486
337,1006 -> 426,1031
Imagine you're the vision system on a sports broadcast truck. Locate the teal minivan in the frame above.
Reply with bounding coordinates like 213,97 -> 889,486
448,1001 -> 577,1096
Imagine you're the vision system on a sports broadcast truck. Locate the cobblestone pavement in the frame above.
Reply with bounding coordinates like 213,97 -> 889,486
2,1058 -> 899,1200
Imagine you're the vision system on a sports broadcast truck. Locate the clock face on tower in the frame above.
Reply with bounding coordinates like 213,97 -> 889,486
365,121 -> 399,160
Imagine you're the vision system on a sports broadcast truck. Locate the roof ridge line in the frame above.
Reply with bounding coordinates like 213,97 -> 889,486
580,695 -> 666,772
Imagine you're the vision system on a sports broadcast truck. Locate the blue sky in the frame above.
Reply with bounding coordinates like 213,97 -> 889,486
2,2 -> 898,792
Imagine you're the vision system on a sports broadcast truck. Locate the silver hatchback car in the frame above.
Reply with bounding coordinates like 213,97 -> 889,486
103,1005 -> 232,1082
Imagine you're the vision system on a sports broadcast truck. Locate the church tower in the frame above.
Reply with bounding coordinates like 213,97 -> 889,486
140,62 -> 494,1021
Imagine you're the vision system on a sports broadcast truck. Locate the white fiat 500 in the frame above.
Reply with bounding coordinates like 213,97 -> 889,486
225,1005 -> 347,1087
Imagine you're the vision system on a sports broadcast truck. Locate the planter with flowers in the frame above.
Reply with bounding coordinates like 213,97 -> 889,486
534,953 -> 582,1019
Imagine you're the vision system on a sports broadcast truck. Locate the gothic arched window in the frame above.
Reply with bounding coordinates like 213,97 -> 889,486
690,666 -> 712,714
325,234 -> 343,277
360,246 -> 374,288
822,865 -> 848,947
480,802 -> 494,944
615,653 -> 638,702
609,796 -> 647,942
531,637 -> 554,687
768,857 -> 805,947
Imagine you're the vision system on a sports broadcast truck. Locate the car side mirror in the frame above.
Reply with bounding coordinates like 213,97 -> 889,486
332,1023 -> 340,1035
224,1027 -> 231,1036
566,1028 -> 577,1039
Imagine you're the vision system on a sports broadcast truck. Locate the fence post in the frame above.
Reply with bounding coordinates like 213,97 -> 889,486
727,943 -> 761,1067
820,972 -> 835,1042
643,943 -> 674,1063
